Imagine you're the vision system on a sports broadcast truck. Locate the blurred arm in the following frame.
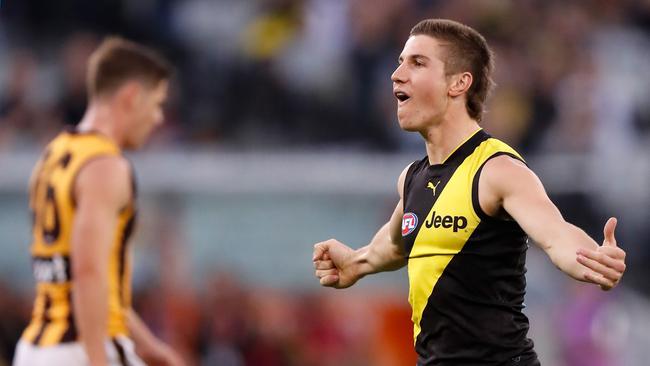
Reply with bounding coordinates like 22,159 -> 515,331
480,156 -> 626,290
127,309 -> 185,366
72,157 -> 130,366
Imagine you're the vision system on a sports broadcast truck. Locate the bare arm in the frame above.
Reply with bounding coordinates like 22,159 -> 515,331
356,200 -> 407,275
72,157 -> 131,366
480,156 -> 626,290
313,164 -> 409,288
128,309 -> 185,366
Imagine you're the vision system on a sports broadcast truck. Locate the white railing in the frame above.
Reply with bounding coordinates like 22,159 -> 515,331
0,149 -> 627,195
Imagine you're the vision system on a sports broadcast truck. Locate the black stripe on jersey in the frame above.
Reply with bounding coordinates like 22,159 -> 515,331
414,220 -> 536,365
402,130 -> 490,256
471,152 -> 526,221
128,162 -> 138,200
59,152 -> 72,169
402,159 -> 430,255
116,160 -> 137,306
31,293 -> 52,345
60,291 -> 78,343
112,339 -> 130,366
118,215 -> 135,305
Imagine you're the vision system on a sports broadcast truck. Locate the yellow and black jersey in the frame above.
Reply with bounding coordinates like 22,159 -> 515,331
402,129 -> 539,365
21,129 -> 136,347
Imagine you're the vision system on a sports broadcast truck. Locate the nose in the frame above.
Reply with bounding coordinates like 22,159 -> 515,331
391,63 -> 407,84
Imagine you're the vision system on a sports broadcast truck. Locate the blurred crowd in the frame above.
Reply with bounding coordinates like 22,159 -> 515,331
2,270 -> 649,366
0,0 -> 649,152
0,274 -> 417,366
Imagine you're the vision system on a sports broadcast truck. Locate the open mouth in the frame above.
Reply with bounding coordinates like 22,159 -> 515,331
395,91 -> 410,103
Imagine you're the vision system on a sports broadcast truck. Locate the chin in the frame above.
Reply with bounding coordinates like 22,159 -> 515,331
400,124 -> 420,132
397,116 -> 421,132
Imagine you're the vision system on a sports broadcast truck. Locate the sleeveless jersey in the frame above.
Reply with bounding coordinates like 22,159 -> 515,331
401,129 -> 538,365
21,129 -> 136,346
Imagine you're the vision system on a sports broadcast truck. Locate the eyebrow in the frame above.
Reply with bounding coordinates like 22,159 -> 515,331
398,54 -> 431,63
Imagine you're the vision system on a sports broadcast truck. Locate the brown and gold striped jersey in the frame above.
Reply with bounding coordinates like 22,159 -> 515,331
22,129 -> 136,346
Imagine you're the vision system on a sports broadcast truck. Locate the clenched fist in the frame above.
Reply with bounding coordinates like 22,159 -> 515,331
312,239 -> 362,289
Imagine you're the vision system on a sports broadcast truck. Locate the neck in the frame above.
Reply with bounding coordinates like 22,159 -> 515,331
421,112 -> 481,165
76,101 -> 122,146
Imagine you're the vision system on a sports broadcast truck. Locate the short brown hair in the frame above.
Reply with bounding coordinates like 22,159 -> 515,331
87,37 -> 172,98
410,19 -> 494,122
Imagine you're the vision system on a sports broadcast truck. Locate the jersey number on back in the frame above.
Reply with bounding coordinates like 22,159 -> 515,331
31,151 -> 72,245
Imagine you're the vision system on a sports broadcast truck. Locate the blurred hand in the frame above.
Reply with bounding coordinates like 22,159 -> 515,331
313,239 -> 360,289
576,217 -> 626,291
140,342 -> 186,366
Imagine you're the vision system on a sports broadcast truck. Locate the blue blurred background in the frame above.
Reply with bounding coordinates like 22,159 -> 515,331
1,0 -> 650,365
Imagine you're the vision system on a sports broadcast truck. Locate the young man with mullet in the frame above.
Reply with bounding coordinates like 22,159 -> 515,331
313,19 -> 626,365
14,38 -> 184,366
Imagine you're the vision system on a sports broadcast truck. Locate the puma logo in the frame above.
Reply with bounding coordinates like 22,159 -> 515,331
427,181 -> 441,196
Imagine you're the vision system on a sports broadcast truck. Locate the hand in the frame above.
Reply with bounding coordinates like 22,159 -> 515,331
140,342 -> 186,366
576,217 -> 626,291
313,239 -> 361,289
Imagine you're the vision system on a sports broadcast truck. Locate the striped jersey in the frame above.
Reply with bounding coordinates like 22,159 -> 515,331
22,129 -> 136,346
402,129 -> 539,365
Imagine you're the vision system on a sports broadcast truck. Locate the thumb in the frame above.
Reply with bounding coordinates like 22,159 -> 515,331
603,217 -> 617,247
313,242 -> 329,261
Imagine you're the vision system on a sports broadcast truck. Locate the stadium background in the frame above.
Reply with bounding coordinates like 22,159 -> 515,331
1,0 -> 650,365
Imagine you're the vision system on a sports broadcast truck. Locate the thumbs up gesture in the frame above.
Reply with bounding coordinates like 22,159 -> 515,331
576,218 -> 627,290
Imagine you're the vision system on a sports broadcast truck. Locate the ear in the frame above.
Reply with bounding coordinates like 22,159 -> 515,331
448,72 -> 473,97
115,81 -> 142,112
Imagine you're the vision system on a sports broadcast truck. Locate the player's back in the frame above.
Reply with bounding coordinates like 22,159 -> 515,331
21,128 -> 136,347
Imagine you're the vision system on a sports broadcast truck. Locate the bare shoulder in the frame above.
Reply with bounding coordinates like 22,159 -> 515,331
476,155 -> 540,217
397,162 -> 414,199
78,155 -> 130,184
484,154 -> 532,184
75,156 -> 131,207
481,154 -> 544,199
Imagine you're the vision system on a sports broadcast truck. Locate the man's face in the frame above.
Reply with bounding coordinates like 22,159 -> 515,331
124,80 -> 168,149
391,35 -> 450,132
